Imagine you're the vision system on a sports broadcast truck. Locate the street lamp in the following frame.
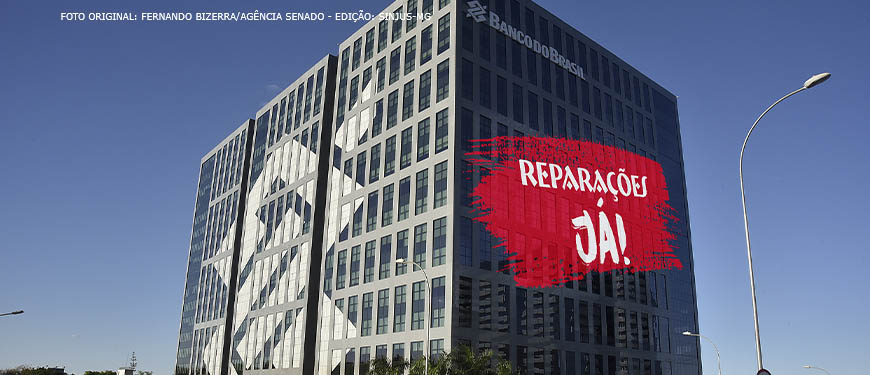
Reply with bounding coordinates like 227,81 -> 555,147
396,258 -> 431,375
803,365 -> 831,375
0,310 -> 24,317
739,72 -> 831,372
682,331 -> 721,375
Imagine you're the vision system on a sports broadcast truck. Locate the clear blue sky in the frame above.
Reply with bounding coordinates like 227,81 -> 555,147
1,0 -> 867,374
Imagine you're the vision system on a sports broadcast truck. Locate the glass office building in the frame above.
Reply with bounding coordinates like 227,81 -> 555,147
175,1 -> 701,375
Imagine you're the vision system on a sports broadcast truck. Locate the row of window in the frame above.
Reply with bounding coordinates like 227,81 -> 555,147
462,0 -> 655,113
326,217 -> 449,293
330,338 -> 445,375
177,155 -> 220,371
189,324 -> 225,375
340,108 -> 449,194
200,191 -> 239,262
232,308 -> 305,372
460,60 -> 656,148
195,257 -> 230,324
247,243 -> 309,312
327,275 -> 446,341
338,159 -> 448,244
256,180 -> 315,254
456,276 -> 671,352
340,57 -> 450,153
348,0 -> 451,72
265,66 -> 327,149
209,130 -> 247,201
262,120 -> 321,202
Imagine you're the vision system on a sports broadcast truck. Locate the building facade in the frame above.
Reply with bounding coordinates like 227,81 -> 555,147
175,1 -> 701,375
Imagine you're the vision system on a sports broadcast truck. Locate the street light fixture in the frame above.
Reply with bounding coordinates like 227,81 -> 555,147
739,72 -> 831,372
0,310 -> 24,317
396,258 -> 431,375
803,365 -> 831,375
682,331 -> 721,375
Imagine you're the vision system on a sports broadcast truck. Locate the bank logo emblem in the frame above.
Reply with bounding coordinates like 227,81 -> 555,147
466,1 -> 487,22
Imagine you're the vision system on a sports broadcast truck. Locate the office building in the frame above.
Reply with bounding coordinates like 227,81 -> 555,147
175,1 -> 701,375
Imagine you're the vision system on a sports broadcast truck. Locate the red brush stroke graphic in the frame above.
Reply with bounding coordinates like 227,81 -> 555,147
467,136 -> 682,288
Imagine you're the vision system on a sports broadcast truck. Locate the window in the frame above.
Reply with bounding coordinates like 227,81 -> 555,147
462,58 -> 474,100
512,83 -> 524,123
415,169 -> 429,215
376,57 -> 386,93
364,241 -> 376,283
528,91 -> 539,130
349,76 -> 359,110
362,191 -> 377,234
391,7 -> 404,42
356,151 -> 367,187
417,118 -> 430,161
543,99 -> 553,136
432,217 -> 447,266
420,25 -> 433,64
401,127 -> 413,169
336,250 -> 347,290
389,47 -> 401,85
459,218 -> 472,266
495,33 -> 506,69
377,19 -> 388,52
396,229 -> 409,275
433,161 -> 447,208
394,285 -> 407,332
398,177 -> 411,221
379,235 -> 391,279
384,135 -> 396,176
364,28 -> 375,61
413,223 -> 427,268
350,245 -> 360,286
402,80 -> 415,121
436,59 -> 449,102
435,108 -> 448,153
404,37 -> 416,75
352,37 -> 362,70
382,184 -> 394,227
479,67 -> 491,108
437,14 -> 450,54
458,276 -> 472,327
369,144 -> 381,183
361,292 -> 373,336
516,287 -> 527,335
431,276 -> 445,327
407,0 -> 418,31
387,90 -> 399,130
496,76 -> 507,116
352,199 -> 363,237
412,281 -> 425,330
377,289 -> 389,334
372,99 -> 384,138
419,70 -> 431,111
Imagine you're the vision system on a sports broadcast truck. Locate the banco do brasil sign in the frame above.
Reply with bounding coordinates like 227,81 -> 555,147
466,0 -> 586,80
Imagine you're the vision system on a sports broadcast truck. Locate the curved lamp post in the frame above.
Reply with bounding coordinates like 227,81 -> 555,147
682,331 -> 721,375
740,72 -> 831,372
0,310 -> 24,317
803,365 -> 831,375
396,258 -> 430,375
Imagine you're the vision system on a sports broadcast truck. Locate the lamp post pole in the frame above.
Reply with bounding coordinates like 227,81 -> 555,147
397,258 -> 431,375
739,72 -> 830,372
682,331 -> 721,375
0,310 -> 23,317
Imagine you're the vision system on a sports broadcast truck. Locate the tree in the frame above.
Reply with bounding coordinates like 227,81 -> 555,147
368,357 -> 408,375
83,371 -> 115,375
398,345 -> 515,375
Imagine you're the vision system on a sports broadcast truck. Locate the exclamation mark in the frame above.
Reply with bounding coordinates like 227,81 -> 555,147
615,213 -> 629,265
